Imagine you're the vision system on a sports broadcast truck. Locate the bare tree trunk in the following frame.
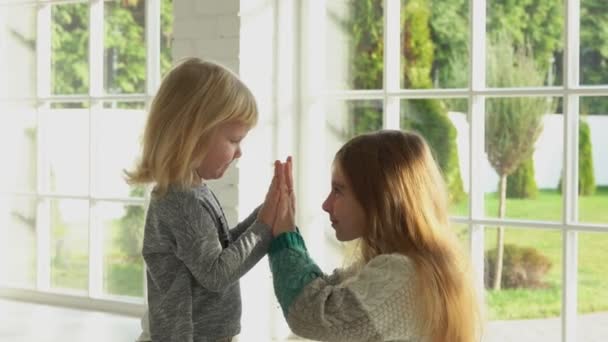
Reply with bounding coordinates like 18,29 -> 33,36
492,174 -> 508,290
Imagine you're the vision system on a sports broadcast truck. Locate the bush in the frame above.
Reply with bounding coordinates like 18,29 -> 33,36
507,158 -> 538,199
579,119 -> 596,196
557,119 -> 596,195
485,244 -> 552,289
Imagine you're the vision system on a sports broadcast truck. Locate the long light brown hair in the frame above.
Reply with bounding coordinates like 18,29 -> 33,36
335,130 -> 482,342
125,57 -> 258,195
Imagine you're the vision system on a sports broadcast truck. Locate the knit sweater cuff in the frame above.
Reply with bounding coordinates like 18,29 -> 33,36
269,231 -> 306,255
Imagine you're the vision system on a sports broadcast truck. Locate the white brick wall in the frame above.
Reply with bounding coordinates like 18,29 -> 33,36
172,0 -> 243,226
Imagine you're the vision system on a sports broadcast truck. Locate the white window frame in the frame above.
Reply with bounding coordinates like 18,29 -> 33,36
0,0 -> 162,316
297,1 -> 608,342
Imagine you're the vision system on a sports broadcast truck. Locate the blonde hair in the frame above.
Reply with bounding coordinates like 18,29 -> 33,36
125,58 -> 258,195
335,130 -> 482,342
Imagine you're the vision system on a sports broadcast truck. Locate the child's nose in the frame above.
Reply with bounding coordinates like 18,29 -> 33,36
322,196 -> 331,213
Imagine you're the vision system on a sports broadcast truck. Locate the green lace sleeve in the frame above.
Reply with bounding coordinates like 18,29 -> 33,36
269,232 -> 323,317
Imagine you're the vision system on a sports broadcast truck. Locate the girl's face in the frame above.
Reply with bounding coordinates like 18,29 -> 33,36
196,121 -> 250,181
321,162 -> 367,242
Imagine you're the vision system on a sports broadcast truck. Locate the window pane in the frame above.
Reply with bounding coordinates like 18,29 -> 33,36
160,0 -> 173,77
50,199 -> 89,292
325,100 -> 383,165
580,0 -> 608,85
401,0 -> 469,89
99,201 -> 144,298
0,101 -> 37,193
325,0 -> 383,90
401,99 -> 468,214
486,0 -> 564,87
578,232 -> 608,342
40,103 -> 89,195
484,97 -> 563,221
484,227 -> 562,341
51,3 -> 89,95
0,4 -> 37,99
104,0 -> 146,94
578,97 -> 608,224
453,223 -> 469,253
94,102 -> 146,198
0,195 -> 37,287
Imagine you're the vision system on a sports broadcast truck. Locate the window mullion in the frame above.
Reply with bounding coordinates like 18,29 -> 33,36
561,0 -> 581,340
146,0 -> 161,96
383,0 -> 400,129
469,0 -> 487,298
35,2 -> 52,292
88,0 -> 104,299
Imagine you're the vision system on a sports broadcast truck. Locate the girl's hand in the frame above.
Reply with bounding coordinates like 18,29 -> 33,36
258,161 -> 283,227
273,157 -> 296,236
285,156 -> 296,214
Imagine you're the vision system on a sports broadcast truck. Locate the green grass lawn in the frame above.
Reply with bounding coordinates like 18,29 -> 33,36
451,187 -> 608,320
51,217 -> 144,298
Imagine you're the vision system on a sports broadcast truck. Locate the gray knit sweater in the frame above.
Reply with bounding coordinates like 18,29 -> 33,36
142,184 -> 272,342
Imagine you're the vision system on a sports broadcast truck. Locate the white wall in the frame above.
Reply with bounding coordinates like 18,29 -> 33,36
173,1 -> 297,340
450,112 -> 608,194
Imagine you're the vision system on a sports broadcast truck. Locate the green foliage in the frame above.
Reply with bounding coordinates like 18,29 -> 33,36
51,3 -> 89,94
402,100 -> 465,202
485,244 -> 553,289
557,119 -> 596,196
401,0 -> 434,89
580,0 -> 608,110
105,1 -> 146,93
342,0 -> 465,202
486,0 -> 563,80
428,0 -> 469,88
116,185 -> 146,261
346,0 -> 383,90
106,262 -> 144,297
401,1 -> 464,202
52,0 -> 173,95
507,158 -> 538,199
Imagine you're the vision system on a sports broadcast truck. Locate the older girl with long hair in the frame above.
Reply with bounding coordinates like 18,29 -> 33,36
270,130 -> 483,342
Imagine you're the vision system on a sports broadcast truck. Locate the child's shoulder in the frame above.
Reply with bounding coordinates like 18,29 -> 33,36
362,253 -> 416,279
150,185 -> 205,211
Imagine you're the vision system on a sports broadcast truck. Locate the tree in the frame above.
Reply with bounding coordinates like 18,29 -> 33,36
428,0 -> 469,89
401,0 -> 465,202
557,118 -> 597,196
506,158 -> 538,199
580,0 -> 608,113
485,35 -> 551,290
486,0 -> 563,85
52,0 -> 173,95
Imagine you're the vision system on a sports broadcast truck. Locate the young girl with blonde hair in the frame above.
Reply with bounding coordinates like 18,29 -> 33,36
126,57 -> 282,342
270,130 -> 483,342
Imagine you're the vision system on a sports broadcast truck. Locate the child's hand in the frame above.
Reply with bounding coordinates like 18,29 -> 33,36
285,156 -> 296,215
272,157 -> 296,237
258,161 -> 283,227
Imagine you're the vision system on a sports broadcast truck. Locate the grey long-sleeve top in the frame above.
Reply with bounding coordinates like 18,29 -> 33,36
143,184 -> 272,342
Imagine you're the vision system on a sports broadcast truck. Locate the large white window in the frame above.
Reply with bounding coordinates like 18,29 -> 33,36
295,0 -> 608,341
0,0 -> 172,312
